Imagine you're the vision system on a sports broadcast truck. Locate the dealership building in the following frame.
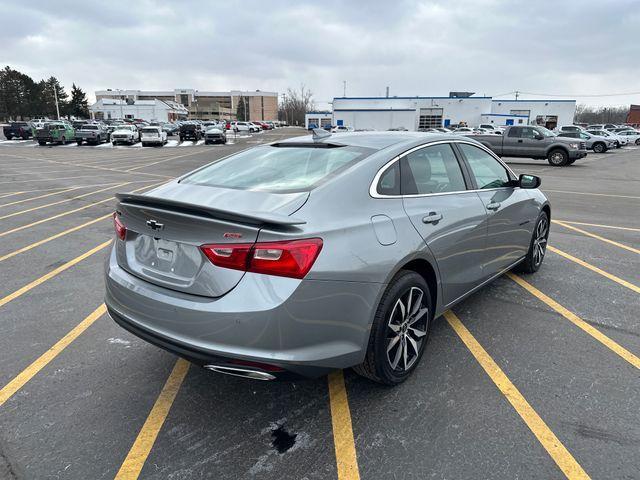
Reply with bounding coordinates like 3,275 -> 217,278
90,98 -> 189,122
329,95 -> 576,131
94,88 -> 278,121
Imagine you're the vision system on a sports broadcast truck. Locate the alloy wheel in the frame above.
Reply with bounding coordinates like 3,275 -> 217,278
533,217 -> 548,267
386,287 -> 428,372
550,152 -> 564,164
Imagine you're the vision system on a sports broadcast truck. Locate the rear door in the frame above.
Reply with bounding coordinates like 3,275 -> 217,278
400,142 -> 489,306
457,143 -> 538,277
502,126 -> 525,156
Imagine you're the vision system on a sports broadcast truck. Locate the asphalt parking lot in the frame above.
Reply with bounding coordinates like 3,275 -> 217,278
0,129 -> 638,480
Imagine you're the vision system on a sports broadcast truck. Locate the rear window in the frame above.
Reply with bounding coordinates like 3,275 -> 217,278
142,128 -> 159,133
181,145 -> 371,193
82,125 -> 98,130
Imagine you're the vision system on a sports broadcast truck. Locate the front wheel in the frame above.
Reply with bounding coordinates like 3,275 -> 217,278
592,142 -> 606,153
547,149 -> 569,166
38,141 -> 46,146
76,140 -> 83,145
516,211 -> 549,274
635,139 -> 640,146
353,270 -> 432,385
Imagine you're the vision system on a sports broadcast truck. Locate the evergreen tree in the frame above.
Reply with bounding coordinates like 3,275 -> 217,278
41,76 -> 68,119
67,83 -> 90,119
236,95 -> 247,121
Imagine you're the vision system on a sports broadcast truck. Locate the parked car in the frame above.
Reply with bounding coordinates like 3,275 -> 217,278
162,123 -> 179,136
140,126 -> 168,146
471,125 -> 587,166
231,121 -> 251,133
478,124 -> 504,133
179,122 -> 203,141
105,132 -> 550,384
586,124 -> 604,130
614,129 -> 640,145
586,129 -> 627,148
557,131 -> 615,153
204,126 -> 227,144
331,125 -> 355,133
3,122 -> 33,140
111,125 -> 140,145
75,123 -> 109,145
35,122 -> 75,145
556,125 -> 585,133
453,127 -> 475,134
250,122 -> 265,132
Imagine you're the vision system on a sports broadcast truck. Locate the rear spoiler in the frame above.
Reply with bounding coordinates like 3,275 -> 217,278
115,193 -> 306,227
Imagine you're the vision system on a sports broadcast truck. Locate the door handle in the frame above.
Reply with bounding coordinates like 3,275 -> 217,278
422,212 -> 443,224
517,139 -> 523,143
486,202 -> 501,211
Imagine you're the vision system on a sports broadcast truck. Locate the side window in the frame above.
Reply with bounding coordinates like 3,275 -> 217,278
459,144 -> 511,189
521,127 -> 537,139
507,127 -> 521,138
401,144 -> 466,195
376,161 -> 400,196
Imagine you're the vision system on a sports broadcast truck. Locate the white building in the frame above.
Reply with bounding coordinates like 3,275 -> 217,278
305,112 -> 333,129
90,98 -> 188,122
331,96 -> 576,131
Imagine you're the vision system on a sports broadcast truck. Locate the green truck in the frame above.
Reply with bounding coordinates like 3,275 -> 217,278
35,122 -> 75,146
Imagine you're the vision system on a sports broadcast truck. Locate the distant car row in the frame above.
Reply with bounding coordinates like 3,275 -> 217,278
2,117 -> 286,147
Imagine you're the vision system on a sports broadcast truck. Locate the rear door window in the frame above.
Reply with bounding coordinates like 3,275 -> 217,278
400,144 -> 467,195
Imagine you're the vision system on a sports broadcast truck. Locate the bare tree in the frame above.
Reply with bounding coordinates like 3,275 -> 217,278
575,104 -> 629,124
278,85 -> 315,126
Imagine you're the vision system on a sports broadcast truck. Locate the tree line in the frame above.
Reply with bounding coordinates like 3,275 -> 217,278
0,66 -> 90,122
574,104 -> 630,125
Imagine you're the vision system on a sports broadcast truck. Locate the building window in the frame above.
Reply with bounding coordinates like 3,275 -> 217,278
418,108 -> 443,129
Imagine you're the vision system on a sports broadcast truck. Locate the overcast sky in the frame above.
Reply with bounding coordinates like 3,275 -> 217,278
2,0 -> 639,109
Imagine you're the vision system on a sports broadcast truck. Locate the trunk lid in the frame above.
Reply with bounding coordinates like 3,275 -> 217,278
115,182 -> 308,297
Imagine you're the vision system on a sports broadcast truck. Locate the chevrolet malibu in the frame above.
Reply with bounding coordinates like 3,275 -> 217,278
105,131 -> 550,384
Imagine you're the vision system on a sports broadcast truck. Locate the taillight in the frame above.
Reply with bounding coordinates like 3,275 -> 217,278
113,212 -> 126,240
200,238 -> 323,279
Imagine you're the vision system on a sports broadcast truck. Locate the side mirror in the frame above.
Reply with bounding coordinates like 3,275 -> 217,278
519,174 -> 541,189
534,133 -> 544,140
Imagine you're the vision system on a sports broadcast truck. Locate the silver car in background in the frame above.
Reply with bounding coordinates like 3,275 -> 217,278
105,131 -> 550,384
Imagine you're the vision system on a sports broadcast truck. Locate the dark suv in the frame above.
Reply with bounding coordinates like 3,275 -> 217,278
179,123 -> 202,141
3,122 -> 33,140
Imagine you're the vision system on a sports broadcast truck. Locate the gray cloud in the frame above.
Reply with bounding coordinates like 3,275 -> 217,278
1,0 -> 639,108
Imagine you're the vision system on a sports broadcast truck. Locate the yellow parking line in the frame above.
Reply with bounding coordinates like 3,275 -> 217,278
0,304 -> 106,407
0,182 -> 130,221
552,221 -> 640,255
0,186 -> 83,208
507,273 -> 640,369
0,191 -> 26,198
0,180 -> 165,238
547,246 -> 640,294
328,370 -> 361,480
0,239 -> 112,308
444,311 -> 590,480
114,358 -> 190,480
554,221 -> 640,233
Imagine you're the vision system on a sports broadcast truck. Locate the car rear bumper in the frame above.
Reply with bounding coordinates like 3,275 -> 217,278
104,246 -> 382,378
141,137 -> 163,144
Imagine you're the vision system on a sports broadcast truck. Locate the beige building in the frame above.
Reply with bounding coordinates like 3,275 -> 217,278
95,88 -> 278,121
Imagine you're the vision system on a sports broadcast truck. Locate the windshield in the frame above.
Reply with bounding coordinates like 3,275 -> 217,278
536,126 -> 556,137
181,145 -> 371,193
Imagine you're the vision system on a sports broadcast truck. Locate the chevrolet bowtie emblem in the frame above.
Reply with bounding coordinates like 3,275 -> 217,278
146,219 -> 164,231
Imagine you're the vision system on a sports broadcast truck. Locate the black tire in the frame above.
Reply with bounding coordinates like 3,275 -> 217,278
635,139 -> 640,146
38,141 -> 46,146
6,134 -> 13,140
112,141 -> 116,146
142,142 -> 147,147
547,149 -> 569,166
592,142 -> 606,153
515,211 -> 549,274
205,140 -> 211,145
76,140 -> 83,145
353,270 -> 432,385
615,141 -> 621,149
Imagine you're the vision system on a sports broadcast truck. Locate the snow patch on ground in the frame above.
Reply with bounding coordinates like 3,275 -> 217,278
107,337 -> 132,347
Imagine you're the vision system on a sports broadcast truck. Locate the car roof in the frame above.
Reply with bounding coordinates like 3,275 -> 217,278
275,131 -> 461,150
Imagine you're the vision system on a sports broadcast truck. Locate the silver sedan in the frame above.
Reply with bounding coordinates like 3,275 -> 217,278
105,131 -> 550,385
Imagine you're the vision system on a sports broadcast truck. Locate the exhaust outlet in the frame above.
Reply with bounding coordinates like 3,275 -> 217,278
203,364 -> 276,381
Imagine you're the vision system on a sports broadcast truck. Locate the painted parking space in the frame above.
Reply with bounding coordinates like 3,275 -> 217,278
0,129 -> 638,479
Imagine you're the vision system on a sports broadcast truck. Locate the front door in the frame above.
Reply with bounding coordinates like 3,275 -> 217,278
400,143 -> 488,306
457,143 -> 538,277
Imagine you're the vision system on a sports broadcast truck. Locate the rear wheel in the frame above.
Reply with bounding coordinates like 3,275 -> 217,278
547,149 -> 569,166
353,270 -> 432,385
77,140 -> 83,145
38,141 -> 46,146
592,142 -> 606,153
516,211 -> 549,274
635,139 -> 640,146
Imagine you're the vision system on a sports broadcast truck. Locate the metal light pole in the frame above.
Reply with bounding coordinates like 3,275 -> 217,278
53,85 -> 60,120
